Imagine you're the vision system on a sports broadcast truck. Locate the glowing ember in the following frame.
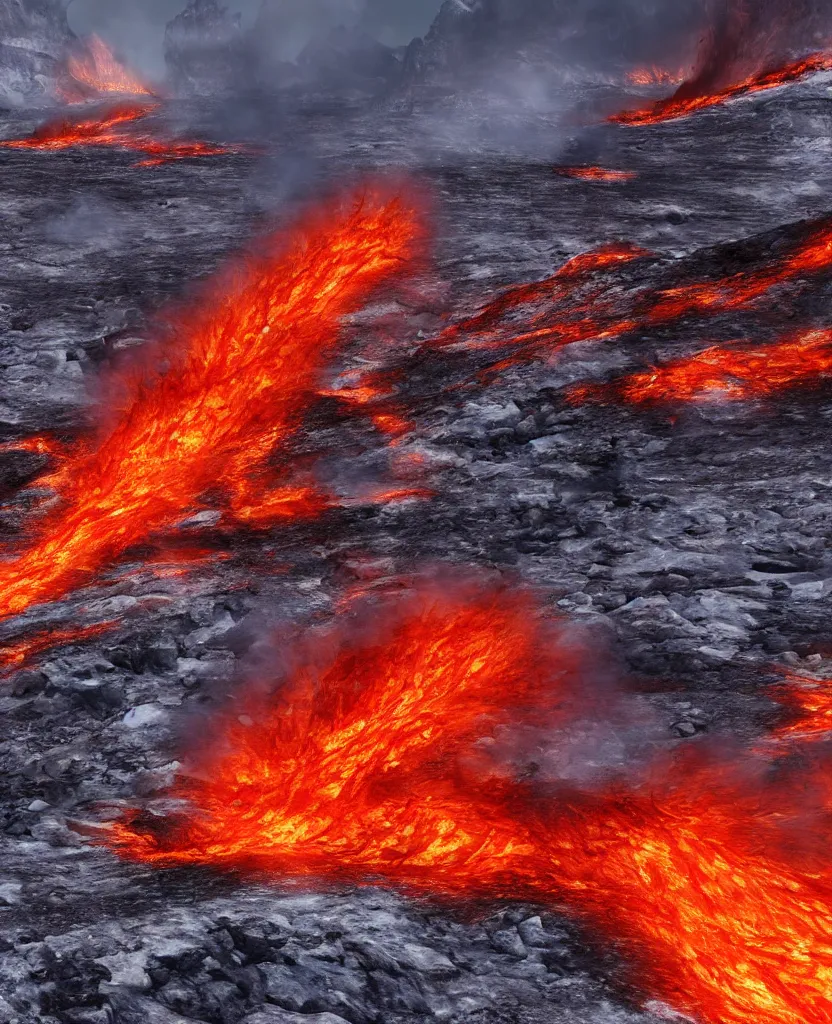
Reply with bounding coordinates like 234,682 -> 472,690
612,51 -> 832,126
553,167 -> 638,183
0,102 -> 252,166
60,34 -> 155,102
0,187 -> 422,621
111,588 -> 832,1024
567,328 -> 832,406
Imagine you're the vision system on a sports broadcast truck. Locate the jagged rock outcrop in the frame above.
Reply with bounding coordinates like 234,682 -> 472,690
296,26 -> 401,92
0,0 -> 75,106
164,0 -> 249,96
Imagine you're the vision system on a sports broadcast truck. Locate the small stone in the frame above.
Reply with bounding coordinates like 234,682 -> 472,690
671,720 -> 698,738
27,799 -> 50,812
122,704 -> 168,729
11,669 -> 48,696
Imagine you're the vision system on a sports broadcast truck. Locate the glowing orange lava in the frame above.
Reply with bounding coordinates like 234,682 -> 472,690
0,102 -> 252,166
428,218 -> 832,374
568,328 -> 832,406
612,50 -> 832,126
770,673 -> 832,744
0,187 -> 422,622
59,34 -> 155,103
626,66 -> 687,87
553,166 -> 638,182
111,587 -> 832,1024
0,622 -> 117,674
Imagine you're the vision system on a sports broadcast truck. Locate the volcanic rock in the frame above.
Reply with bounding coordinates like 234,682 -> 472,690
164,0 -> 248,96
0,0 -> 75,106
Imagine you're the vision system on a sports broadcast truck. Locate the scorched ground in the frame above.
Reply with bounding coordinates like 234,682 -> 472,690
3,66 -> 832,1024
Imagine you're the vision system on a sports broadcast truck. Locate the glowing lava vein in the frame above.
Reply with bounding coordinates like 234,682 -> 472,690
111,587 -> 832,1024
0,187 -> 422,621
0,102 -> 251,166
612,50 -> 832,126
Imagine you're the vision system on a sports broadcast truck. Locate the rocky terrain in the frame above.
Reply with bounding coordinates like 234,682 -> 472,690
1,32 -> 832,1024
0,0 -> 75,106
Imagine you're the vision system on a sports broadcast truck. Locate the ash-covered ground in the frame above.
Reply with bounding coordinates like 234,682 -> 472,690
2,72 -> 832,1024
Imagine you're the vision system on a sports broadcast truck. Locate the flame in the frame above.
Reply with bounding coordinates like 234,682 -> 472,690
612,51 -> 832,126
553,167 -> 638,183
111,587 -> 832,1024
59,34 -> 154,103
567,328 -> 832,406
0,186 -> 423,622
626,66 -> 687,87
0,102 -> 252,166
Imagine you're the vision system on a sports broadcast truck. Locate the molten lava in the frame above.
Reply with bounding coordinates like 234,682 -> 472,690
771,673 -> 832,745
0,102 -> 251,166
59,34 -> 154,103
111,587 -> 832,1024
567,328 -> 832,406
427,218 -> 832,375
0,187 -> 422,622
625,66 -> 687,87
612,51 -> 832,126
553,167 -> 638,183
0,622 -> 117,674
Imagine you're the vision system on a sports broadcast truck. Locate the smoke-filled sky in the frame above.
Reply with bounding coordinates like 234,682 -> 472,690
69,0 -> 444,74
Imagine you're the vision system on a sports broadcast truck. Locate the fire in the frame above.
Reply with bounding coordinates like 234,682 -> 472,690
60,34 -> 154,102
0,102 -> 252,166
553,167 -> 638,183
626,66 -> 687,87
111,587 -> 832,1024
612,51 -> 832,126
568,328 -> 832,406
0,186 -> 423,622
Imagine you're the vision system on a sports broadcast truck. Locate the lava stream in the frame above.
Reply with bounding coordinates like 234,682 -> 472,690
111,587 -> 832,1024
0,102 -> 252,166
428,218 -> 832,373
0,186 -> 422,621
553,166 -> 638,183
567,328 -> 832,406
612,50 -> 832,126
625,66 -> 687,87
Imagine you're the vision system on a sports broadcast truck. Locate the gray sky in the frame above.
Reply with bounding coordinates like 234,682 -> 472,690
68,0 -> 443,75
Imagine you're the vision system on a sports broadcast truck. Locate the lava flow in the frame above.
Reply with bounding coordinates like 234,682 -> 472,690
59,34 -> 155,103
625,66 -> 687,87
111,586 -> 832,1024
553,166 -> 638,183
0,102 -> 251,166
0,186 -> 422,622
427,216 -> 832,376
568,328 -> 832,406
612,50 -> 832,126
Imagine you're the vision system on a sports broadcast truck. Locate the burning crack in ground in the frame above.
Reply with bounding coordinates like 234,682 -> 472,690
108,582 -> 832,1024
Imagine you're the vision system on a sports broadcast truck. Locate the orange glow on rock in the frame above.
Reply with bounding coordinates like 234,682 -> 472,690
0,621 -> 117,674
553,166 -> 638,182
0,102 -> 253,166
428,219 -> 832,376
612,51 -> 832,126
568,328 -> 832,406
626,66 -> 687,87
0,186 -> 423,621
110,588 -> 832,1024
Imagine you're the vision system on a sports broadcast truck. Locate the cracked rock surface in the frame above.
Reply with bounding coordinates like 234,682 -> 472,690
1,72 -> 831,1023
